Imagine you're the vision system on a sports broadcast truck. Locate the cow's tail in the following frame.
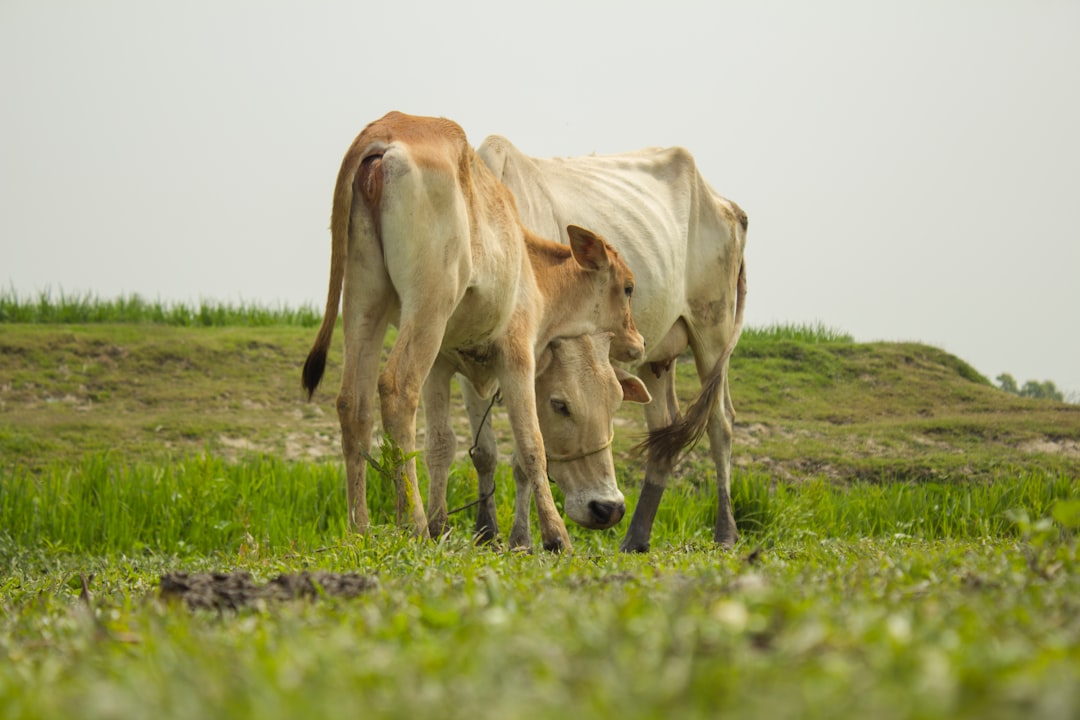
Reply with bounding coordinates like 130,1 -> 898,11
302,140 -> 370,400
640,259 -> 747,466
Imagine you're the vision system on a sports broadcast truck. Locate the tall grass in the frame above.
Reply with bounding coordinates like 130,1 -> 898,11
2,291 -> 850,338
0,288 -> 320,327
2,455 -> 1076,560
0,455 -> 349,557
741,321 -> 853,344
730,472 -> 1078,544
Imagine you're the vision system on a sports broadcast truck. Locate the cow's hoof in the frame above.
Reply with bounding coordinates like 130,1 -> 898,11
474,525 -> 498,546
542,536 -> 571,553
619,539 -> 650,554
428,516 -> 449,540
714,531 -> 738,549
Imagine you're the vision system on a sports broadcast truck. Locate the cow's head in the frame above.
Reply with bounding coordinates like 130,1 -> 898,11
535,333 -> 651,529
566,225 -> 646,363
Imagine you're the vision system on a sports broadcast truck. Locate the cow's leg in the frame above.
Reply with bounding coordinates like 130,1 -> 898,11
620,361 -> 680,553
708,371 -> 738,547
378,314 -> 452,539
498,338 -> 571,553
507,458 -> 533,550
689,339 -> 738,548
337,306 -> 391,535
422,358 -> 458,539
462,381 -> 500,544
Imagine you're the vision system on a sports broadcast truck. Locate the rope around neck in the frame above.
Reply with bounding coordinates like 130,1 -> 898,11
545,433 -> 615,463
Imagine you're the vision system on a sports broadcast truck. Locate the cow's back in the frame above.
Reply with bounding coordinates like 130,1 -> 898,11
478,137 -> 745,355
351,117 -> 529,352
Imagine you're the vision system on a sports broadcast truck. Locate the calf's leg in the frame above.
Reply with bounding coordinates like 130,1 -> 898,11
462,382 -> 501,544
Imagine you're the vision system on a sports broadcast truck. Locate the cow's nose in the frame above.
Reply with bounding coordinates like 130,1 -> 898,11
588,499 -> 626,527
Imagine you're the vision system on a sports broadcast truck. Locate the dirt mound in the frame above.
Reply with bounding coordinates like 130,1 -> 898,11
159,571 -> 377,610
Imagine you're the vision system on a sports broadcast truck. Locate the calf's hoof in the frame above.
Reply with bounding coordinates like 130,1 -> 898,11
542,530 -> 572,553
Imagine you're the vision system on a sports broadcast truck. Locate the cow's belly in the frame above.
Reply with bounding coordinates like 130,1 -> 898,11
439,284 -> 515,354
644,319 -> 690,365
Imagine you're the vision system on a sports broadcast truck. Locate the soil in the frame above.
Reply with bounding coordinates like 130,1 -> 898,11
159,571 -> 378,610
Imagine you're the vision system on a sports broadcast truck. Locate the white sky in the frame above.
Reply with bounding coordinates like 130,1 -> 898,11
2,1 -> 1078,398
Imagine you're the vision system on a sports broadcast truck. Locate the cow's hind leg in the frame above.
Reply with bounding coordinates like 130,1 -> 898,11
620,360 -> 681,553
378,319 -> 447,538
708,372 -> 737,547
423,359 -> 457,539
337,310 -> 391,534
689,337 -> 738,548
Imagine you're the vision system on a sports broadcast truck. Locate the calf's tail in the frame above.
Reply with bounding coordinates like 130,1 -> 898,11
302,139 -> 372,399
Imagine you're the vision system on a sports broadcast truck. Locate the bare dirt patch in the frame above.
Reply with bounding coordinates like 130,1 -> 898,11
1019,438 -> 1080,459
159,571 -> 378,610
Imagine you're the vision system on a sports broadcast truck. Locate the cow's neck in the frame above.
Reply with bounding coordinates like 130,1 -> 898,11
523,231 -> 600,350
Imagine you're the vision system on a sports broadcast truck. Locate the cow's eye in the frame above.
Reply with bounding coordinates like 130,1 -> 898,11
550,399 -> 570,417
624,283 -> 634,298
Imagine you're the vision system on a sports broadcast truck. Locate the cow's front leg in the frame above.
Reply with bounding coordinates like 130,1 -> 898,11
463,381 -> 500,544
499,359 -> 570,553
507,458 -> 533,550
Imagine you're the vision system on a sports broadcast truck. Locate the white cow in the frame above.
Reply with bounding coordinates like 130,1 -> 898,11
472,136 -> 748,550
302,112 -> 645,552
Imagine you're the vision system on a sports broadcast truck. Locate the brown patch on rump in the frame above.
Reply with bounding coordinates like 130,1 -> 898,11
358,154 -> 384,209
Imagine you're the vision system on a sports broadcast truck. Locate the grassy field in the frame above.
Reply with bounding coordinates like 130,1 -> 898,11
2,300 -> 1079,719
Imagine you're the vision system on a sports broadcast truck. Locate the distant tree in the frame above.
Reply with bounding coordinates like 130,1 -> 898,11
1020,380 -> 1064,402
997,373 -> 1065,402
996,373 -> 1019,394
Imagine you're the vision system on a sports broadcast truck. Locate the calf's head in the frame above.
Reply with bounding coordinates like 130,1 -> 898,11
535,333 -> 651,529
566,225 -> 645,363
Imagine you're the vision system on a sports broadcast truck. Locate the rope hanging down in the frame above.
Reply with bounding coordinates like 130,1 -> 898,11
447,390 -> 500,515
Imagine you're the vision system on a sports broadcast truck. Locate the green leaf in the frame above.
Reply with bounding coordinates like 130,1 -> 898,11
1051,499 -> 1080,530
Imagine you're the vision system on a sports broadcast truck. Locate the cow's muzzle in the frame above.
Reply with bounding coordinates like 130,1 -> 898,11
587,499 -> 626,529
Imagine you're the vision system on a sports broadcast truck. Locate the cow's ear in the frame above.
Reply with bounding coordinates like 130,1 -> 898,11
536,341 -> 557,376
567,225 -> 611,271
614,367 -> 652,404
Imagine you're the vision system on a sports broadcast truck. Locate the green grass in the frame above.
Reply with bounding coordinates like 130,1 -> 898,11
2,454 -> 1077,560
0,288 -> 320,327
1,459 -> 1078,719
740,321 -> 854,344
2,307 -> 1080,718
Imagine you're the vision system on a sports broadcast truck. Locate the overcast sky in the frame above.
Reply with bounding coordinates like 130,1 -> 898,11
3,1 -> 1078,398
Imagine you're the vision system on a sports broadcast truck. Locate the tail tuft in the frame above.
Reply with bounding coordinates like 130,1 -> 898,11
302,347 -> 328,400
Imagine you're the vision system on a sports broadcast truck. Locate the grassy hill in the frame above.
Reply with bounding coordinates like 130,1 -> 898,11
3,319 -> 1078,483
3,309 -> 1080,720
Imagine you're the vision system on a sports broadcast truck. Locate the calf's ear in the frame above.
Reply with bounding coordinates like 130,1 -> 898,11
615,367 -> 652,404
567,225 -> 611,271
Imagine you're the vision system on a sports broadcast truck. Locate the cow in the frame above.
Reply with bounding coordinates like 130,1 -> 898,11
425,330 -> 652,546
471,135 -> 748,551
301,112 -> 646,552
